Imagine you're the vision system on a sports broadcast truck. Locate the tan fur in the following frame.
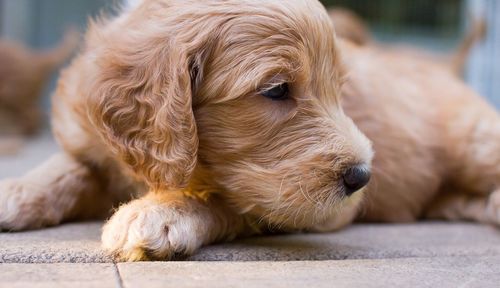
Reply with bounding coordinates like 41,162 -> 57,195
0,29 -> 79,139
0,0 -> 498,262
339,40 -> 499,223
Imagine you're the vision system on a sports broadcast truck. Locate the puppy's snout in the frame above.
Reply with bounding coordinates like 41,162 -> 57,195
342,164 -> 371,195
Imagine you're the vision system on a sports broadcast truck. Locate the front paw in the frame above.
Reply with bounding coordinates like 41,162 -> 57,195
0,179 -> 55,231
101,196 -> 209,261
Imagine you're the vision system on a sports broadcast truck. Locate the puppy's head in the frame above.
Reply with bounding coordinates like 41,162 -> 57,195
87,0 -> 373,229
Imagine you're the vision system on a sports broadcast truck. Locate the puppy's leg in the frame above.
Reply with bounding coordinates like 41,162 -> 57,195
429,99 -> 500,224
449,98 -> 499,193
101,191 -> 246,261
425,189 -> 500,225
0,153 -> 109,230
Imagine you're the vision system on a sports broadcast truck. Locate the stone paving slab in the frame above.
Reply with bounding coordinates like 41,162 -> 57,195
189,222 -> 500,261
1,222 -> 500,263
118,256 -> 500,288
0,263 -> 118,288
2,256 -> 498,288
0,223 -> 110,263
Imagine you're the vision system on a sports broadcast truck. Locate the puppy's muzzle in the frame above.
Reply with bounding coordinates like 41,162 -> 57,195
342,164 -> 371,195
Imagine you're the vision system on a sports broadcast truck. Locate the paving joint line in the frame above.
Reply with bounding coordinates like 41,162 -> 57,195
112,262 -> 125,288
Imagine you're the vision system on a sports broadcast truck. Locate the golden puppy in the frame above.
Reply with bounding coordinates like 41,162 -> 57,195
0,0 -> 498,262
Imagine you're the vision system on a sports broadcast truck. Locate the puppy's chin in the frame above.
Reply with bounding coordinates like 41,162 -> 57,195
238,182 -> 366,231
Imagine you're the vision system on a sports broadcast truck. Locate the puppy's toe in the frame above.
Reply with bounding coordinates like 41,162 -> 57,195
101,198 -> 205,262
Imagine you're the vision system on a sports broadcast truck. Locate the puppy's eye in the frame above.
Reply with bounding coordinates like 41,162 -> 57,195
261,83 -> 289,101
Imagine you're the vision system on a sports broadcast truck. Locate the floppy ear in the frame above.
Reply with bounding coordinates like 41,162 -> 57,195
86,23 -> 202,191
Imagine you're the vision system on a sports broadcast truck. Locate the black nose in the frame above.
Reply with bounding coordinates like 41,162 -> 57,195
343,164 -> 371,195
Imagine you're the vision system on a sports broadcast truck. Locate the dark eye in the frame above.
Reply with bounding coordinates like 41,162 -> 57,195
261,83 -> 289,101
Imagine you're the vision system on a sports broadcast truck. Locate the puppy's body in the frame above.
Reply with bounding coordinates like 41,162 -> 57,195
341,41 -> 499,222
0,0 -> 498,261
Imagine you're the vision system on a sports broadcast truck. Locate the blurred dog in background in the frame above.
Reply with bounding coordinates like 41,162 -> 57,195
0,29 -> 79,154
328,7 -> 486,77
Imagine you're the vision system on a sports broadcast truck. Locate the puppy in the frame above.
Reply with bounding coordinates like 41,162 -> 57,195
0,29 -> 79,138
328,7 -> 487,77
0,0 -> 498,262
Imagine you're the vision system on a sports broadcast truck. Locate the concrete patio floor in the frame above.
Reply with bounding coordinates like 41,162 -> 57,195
1,134 -> 500,287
